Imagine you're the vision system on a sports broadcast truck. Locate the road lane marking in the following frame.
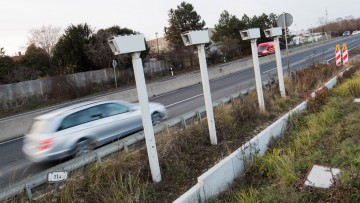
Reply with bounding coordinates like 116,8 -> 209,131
263,68 -> 277,74
165,93 -> 203,108
0,136 -> 24,145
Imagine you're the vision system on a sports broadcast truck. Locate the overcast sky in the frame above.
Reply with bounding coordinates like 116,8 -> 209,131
0,0 -> 358,56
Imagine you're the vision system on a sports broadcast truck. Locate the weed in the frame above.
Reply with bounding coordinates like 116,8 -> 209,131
307,86 -> 330,113
348,82 -> 360,97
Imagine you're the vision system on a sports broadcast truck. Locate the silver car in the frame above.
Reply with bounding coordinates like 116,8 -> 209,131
22,100 -> 166,162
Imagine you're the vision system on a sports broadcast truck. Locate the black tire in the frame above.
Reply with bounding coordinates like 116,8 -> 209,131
151,112 -> 162,126
74,139 -> 92,157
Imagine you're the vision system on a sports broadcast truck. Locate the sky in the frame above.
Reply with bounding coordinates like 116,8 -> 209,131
0,0 -> 358,56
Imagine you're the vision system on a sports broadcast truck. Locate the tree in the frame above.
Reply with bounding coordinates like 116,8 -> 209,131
0,47 -> 5,57
0,56 -> 15,83
212,12 -> 280,58
217,37 -> 241,60
249,13 -> 273,44
212,10 -> 244,42
27,25 -> 61,56
164,2 -> 205,69
85,26 -> 149,70
20,43 -> 50,75
52,23 -> 94,73
268,13 -> 278,27
212,11 -> 247,59
164,1 -> 206,49
241,14 -> 251,27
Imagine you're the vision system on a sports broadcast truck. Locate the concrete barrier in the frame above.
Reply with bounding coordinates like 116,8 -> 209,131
173,102 -> 307,203
174,67 -> 349,202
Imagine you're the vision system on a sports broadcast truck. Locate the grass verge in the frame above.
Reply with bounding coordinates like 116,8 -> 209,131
210,67 -> 360,202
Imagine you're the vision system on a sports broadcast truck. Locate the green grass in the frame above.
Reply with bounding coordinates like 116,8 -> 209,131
211,68 -> 360,202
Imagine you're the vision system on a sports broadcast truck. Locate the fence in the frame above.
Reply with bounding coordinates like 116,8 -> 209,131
0,61 -> 168,106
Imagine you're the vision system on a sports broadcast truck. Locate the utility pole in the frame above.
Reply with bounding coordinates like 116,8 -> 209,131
155,32 -> 160,56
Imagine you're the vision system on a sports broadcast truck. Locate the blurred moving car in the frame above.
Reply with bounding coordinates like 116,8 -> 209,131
23,100 -> 166,162
352,30 -> 360,35
257,42 -> 275,56
343,31 -> 351,36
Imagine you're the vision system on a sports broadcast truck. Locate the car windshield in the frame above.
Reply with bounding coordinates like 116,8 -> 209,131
258,46 -> 267,51
30,119 -> 54,134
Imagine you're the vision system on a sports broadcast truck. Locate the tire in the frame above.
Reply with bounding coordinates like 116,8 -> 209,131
74,139 -> 92,158
151,112 -> 162,126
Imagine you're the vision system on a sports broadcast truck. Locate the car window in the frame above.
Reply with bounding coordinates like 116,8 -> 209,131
57,103 -> 129,131
258,46 -> 267,51
103,103 -> 129,117
58,109 -> 92,131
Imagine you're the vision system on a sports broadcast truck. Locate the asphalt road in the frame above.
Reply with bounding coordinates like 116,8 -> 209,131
1,35 -> 360,188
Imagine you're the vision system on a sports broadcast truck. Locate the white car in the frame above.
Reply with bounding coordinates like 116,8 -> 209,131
23,100 -> 166,162
352,30 -> 360,35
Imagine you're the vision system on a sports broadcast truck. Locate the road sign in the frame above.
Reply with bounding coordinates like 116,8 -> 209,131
335,44 -> 341,66
342,43 -> 349,66
277,13 -> 293,28
342,43 -> 347,51
112,59 -> 118,69
48,171 -> 68,182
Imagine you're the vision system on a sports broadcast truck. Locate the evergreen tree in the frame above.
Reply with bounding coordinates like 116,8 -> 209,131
164,2 -> 205,69
52,23 -> 94,73
21,43 -> 50,75
164,1 -> 205,50
85,26 -> 149,69
0,56 -> 15,83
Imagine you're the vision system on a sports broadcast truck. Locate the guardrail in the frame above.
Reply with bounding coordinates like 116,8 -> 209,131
0,80 -> 263,201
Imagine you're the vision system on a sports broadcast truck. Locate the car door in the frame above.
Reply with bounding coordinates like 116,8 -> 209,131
56,104 -> 122,146
269,43 -> 275,54
98,102 -> 142,143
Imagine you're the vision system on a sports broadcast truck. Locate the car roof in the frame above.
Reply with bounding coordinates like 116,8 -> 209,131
35,100 -> 132,120
258,42 -> 273,46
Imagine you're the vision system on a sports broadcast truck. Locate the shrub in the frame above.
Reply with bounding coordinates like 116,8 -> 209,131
307,87 -> 330,113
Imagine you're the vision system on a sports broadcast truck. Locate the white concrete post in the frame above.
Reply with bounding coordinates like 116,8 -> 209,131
131,52 -> 162,182
197,44 -> 218,145
250,39 -> 266,112
274,37 -> 286,97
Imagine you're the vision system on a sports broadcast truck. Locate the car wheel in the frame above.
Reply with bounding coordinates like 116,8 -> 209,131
151,112 -> 162,126
74,139 -> 92,157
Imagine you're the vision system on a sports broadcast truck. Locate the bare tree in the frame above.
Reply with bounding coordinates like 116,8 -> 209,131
27,25 -> 61,56
218,37 -> 241,60
318,17 -> 325,28
0,47 -> 5,57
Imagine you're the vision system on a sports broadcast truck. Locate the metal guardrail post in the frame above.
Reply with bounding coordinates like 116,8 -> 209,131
25,183 -> 32,201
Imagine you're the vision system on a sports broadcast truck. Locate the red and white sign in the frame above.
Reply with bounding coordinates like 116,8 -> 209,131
335,44 -> 341,66
342,44 -> 349,66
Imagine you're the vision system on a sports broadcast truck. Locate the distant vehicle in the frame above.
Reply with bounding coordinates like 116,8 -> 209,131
257,42 -> 275,56
352,30 -> 360,35
23,100 -> 166,162
343,31 -> 351,36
